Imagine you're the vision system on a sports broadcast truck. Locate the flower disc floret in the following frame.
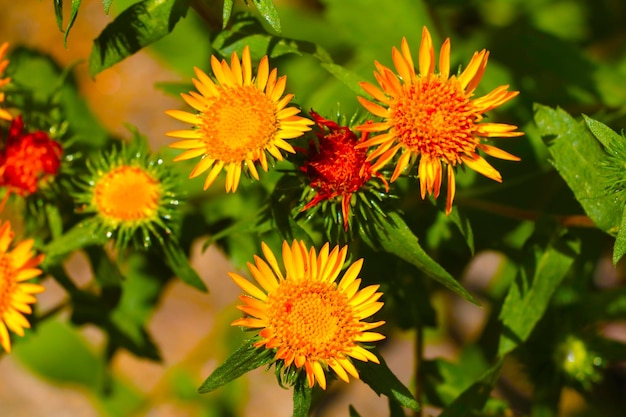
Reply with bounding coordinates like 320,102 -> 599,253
93,166 -> 160,223
230,240 -> 385,389
0,221 -> 45,353
166,46 -> 313,192
357,26 -> 523,214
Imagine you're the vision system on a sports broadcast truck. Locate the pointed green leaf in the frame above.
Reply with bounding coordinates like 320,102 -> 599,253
361,212 -> 478,305
54,0 -> 64,31
103,0 -> 113,14
43,218 -> 108,266
161,238 -> 208,292
64,0 -> 82,47
614,205 -> 626,265
222,0 -> 234,28
198,339 -> 275,393
498,227 -> 580,355
354,350 -> 420,411
89,0 -> 191,76
438,359 -> 503,417
293,383 -> 313,417
321,62 -> 365,96
251,0 -> 281,33
349,405 -> 362,417
583,115 -> 624,149
534,105 -> 621,233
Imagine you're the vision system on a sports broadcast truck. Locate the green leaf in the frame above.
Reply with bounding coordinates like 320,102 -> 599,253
54,0 -> 64,31
43,218 -> 108,266
320,63 -> 365,96
293,383 -> 313,417
15,320 -> 105,389
583,115 -> 624,149
349,406 -> 362,417
222,0 -> 234,28
160,238 -> 208,292
534,104 -> 621,233
361,212 -> 478,305
498,226 -> 580,356
251,0 -> 281,33
198,339 -> 275,393
89,0 -> 191,76
354,350 -> 420,411
103,0 -> 113,14
438,359 -> 503,417
63,0 -> 82,47
614,205 -> 626,265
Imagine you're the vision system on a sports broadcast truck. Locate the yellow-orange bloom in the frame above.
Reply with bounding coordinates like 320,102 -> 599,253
0,42 -> 12,121
357,26 -> 523,214
0,221 -> 45,352
230,240 -> 385,389
166,46 -> 313,192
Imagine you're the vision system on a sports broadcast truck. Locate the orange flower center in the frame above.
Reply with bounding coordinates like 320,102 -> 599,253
93,166 -> 160,222
0,254 -> 16,315
200,86 -> 278,163
391,77 -> 477,165
267,280 -> 360,361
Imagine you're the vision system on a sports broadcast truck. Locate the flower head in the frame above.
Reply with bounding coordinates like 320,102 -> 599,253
74,135 -> 181,249
300,111 -> 388,231
230,240 -> 385,389
0,220 -> 45,352
0,116 -> 62,196
0,42 -> 11,121
357,26 -> 523,214
166,46 -> 313,192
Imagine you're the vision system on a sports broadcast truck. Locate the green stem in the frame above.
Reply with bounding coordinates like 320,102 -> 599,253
414,323 -> 424,417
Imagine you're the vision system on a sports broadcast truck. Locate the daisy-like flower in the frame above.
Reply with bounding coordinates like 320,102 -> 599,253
0,116 -> 63,196
230,240 -> 385,389
357,26 -> 523,214
300,110 -> 388,231
0,220 -> 45,352
0,42 -> 12,121
74,137 -> 180,249
166,46 -> 313,192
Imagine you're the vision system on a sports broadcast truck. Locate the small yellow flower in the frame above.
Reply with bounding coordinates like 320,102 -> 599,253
0,42 -> 12,121
0,220 -> 45,353
230,240 -> 385,389
357,26 -> 523,214
166,46 -> 313,192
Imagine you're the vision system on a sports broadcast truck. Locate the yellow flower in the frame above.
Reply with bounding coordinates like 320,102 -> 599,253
166,46 -> 313,192
357,26 -> 523,214
0,42 -> 12,121
0,220 -> 45,353
74,138 -> 181,249
230,240 -> 385,389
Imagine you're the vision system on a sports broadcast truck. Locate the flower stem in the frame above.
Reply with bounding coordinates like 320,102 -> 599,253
414,323 -> 424,417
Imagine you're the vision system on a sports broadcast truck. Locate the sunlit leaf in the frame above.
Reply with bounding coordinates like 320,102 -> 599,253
498,225 -> 580,355
361,212 -> 478,305
251,0 -> 281,33
103,0 -> 113,14
89,0 -> 191,76
535,104 -> 621,233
